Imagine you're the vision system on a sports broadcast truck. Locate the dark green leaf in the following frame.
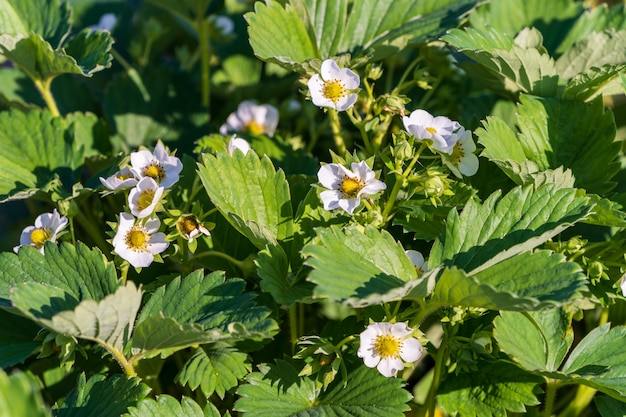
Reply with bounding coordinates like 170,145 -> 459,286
0,309 -> 41,368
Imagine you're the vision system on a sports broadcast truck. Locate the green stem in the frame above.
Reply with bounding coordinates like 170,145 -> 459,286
198,10 -> 211,109
544,379 -> 559,417
68,217 -> 77,246
421,338 -> 447,417
34,78 -> 60,117
289,304 -> 299,352
328,109 -> 347,156
417,76 -> 443,109
392,55 -> 424,95
100,340 -> 136,377
191,250 -> 245,271
381,144 -> 426,221
111,48 -> 151,101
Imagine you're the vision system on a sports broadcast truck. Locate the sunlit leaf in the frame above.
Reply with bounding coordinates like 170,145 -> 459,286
0,0 -> 71,48
124,396 -> 209,417
556,29 -> 626,80
0,369 -> 50,417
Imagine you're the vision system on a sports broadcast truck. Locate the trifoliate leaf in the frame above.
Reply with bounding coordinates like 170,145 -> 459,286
198,150 -> 293,250
235,361 -> 411,417
0,109 -> 83,202
431,252 -> 586,311
0,0 -> 71,48
0,242 -> 118,305
52,373 -> 149,417
556,30 -> 626,80
0,309 -> 41,368
303,225 -> 417,306
561,324 -> 626,399
124,396 -> 208,417
438,361 -> 542,417
0,370 -> 50,417
494,309 -> 574,372
11,281 -> 142,351
131,315 -> 221,359
246,0 -> 477,70
429,184 -> 591,274
256,242 -> 314,306
176,343 -> 251,399
136,270 -> 278,341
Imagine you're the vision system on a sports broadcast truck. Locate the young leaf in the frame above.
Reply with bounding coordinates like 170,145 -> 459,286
52,373 -> 149,417
494,309 -> 574,372
235,361 -> 411,416
0,242 -> 118,304
303,225 -> 417,305
431,252 -> 586,311
429,184 -> 591,274
438,361 -> 542,417
136,270 -> 278,341
198,150 -> 293,250
176,343 -> 251,399
0,109 -> 83,202
0,370 -> 50,417
561,324 -> 626,399
124,396 -> 207,417
256,243 -> 315,306
11,281 -> 142,351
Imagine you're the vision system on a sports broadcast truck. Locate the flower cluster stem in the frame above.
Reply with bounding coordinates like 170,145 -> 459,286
328,109 -> 347,155
381,144 -> 426,221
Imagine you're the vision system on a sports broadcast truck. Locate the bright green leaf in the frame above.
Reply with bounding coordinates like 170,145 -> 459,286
561,324 -> 626,399
303,225 -> 417,306
136,270 -> 278,341
11,281 -> 142,351
0,109 -> 83,202
0,242 -> 118,304
563,64 -> 626,101
176,343 -> 251,399
556,30 -> 626,80
429,184 -> 591,274
198,150 -> 293,250
124,396 -> 208,417
0,370 -> 50,417
0,0 -> 71,47
235,361 -> 411,416
556,4 -> 626,55
53,373 -> 149,417
494,309 -> 574,372
439,361 -> 542,417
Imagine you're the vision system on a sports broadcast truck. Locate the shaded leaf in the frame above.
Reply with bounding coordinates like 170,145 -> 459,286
0,308 -> 41,368
556,29 -> 626,80
563,64 -> 626,101
595,395 -> 626,417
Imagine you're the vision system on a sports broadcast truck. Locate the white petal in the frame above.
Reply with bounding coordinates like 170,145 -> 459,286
361,350 -> 381,368
320,190 -> 342,210
320,59 -> 342,81
399,338 -> 423,363
148,233 -> 169,255
405,109 -> 434,128
228,136 -> 251,155
621,275 -> 626,297
338,197 -> 360,214
18,226 -> 35,248
405,250 -> 425,268
260,105 -> 279,136
351,161 -> 373,182
390,322 -> 413,338
317,164 -> 350,189
130,149 -> 153,172
377,357 -> 403,377
124,249 -> 154,268
459,153 -> 479,177
359,178 -> 387,197
341,68 -> 360,89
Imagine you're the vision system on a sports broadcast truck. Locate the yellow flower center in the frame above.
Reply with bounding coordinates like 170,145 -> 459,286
426,127 -> 437,134
142,163 -> 165,183
340,176 -> 364,198
115,172 -> 133,180
374,334 -> 402,359
125,227 -> 148,251
322,79 -> 346,103
178,215 -> 199,235
30,227 -> 51,248
137,189 -> 156,211
244,121 -> 265,135
450,142 -> 465,165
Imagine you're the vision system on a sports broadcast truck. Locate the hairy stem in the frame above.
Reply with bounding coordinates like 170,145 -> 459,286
328,109 -> 347,156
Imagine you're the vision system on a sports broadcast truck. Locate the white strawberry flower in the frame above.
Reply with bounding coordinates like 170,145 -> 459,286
308,59 -> 360,111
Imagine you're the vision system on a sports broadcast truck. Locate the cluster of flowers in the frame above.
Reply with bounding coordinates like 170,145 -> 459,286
100,142 -> 189,268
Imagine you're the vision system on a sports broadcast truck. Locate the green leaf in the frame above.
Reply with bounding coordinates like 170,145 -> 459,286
176,343 -> 251,399
556,30 -> 626,80
124,396 -> 208,417
246,0 -> 477,69
0,370 -> 50,417
494,309 -> 573,372
443,27 -> 559,97
429,184 -> 591,274
235,361 -> 411,416
516,95 -> 620,194
561,324 -> 626,399
198,150 -> 293,250
53,373 -> 149,417
63,28 -> 114,76
0,309 -> 41,368
0,0 -> 71,47
11,281 -> 142,351
131,314 -> 222,359
431,252 -> 586,311
595,395 -> 626,417
65,111 -> 112,157
563,64 -> 626,101
245,0 -> 317,69
0,242 -> 119,304
584,194 -> 626,228
0,109 -> 83,202
556,4 -> 626,55
303,225 -> 417,306
438,361 -> 542,417
136,270 -> 278,341
256,243 -> 314,306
